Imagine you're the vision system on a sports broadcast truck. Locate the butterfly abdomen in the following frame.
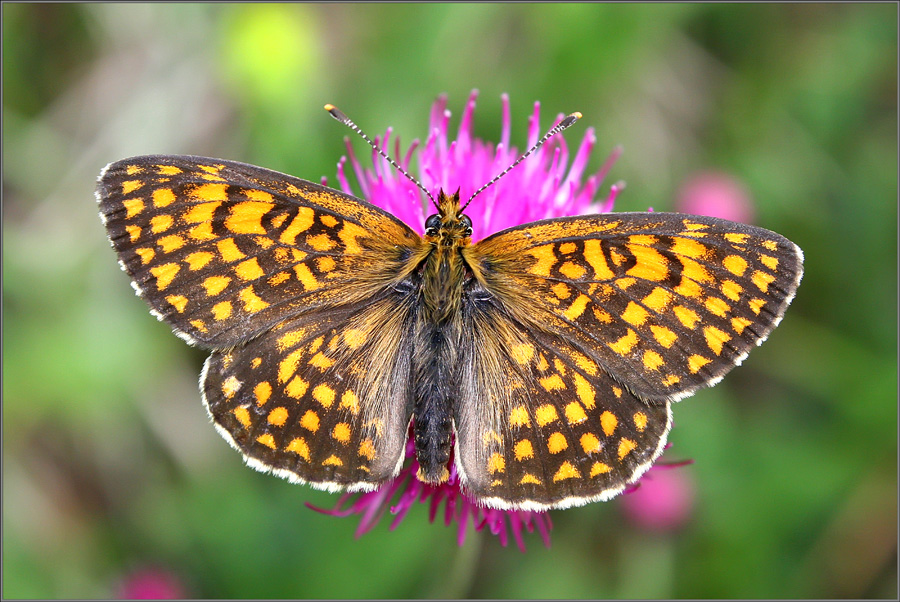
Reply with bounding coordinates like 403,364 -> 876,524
412,325 -> 455,483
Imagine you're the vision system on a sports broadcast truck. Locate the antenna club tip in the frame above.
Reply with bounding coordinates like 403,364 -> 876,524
571,111 -> 583,120
323,103 -> 335,111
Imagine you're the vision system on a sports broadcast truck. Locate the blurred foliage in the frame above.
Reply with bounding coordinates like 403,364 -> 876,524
3,3 -> 896,599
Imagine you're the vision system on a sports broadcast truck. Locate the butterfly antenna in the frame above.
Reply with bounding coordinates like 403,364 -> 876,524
461,111 -> 583,211
324,104 -> 438,210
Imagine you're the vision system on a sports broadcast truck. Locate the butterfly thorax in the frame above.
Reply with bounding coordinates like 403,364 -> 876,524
413,190 -> 473,484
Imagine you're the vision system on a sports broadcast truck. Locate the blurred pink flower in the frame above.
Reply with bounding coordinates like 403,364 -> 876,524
621,464 -> 696,532
116,567 -> 187,600
676,171 -> 755,224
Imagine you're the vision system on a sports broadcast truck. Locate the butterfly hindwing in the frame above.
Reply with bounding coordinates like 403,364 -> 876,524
97,155 -> 423,348
202,286 -> 420,489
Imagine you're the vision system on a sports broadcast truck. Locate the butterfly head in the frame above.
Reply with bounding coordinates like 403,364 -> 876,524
424,189 -> 473,244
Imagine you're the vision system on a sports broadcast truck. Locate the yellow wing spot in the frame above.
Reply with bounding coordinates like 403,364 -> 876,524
759,254 -> 779,271
583,239 -> 615,279
535,404 -> 559,426
612,386 -> 623,398
254,381 -> 271,406
539,374 -> 566,392
279,207 -> 315,245
590,462 -> 611,477
300,410 -> 320,432
610,250 -> 627,266
190,319 -> 207,333
725,233 -> 749,245
569,351 -> 598,376
183,201 -> 220,224
514,439 -> 534,461
510,343 -> 535,365
340,390 -> 360,414
752,270 -> 775,293
608,329 -> 638,355
267,407 -> 289,427
626,244 -> 669,281
663,374 -> 681,386
285,375 -> 309,399
251,357 -> 262,369
551,282 -> 572,300
157,234 -> 185,254
547,432 -> 568,454
621,301 -> 650,326
749,297 -> 766,315
152,188 -> 176,208
309,352 -> 334,370
688,355 -> 712,374
254,235 -> 274,250
323,455 -> 343,467
286,437 -> 310,461
320,214 -> 338,228
704,326 -> 731,356
343,328 -> 367,349
510,406 -> 531,428
731,316 -> 753,335
674,275 -> 703,298
487,453 -> 506,474
121,180 -> 143,194
256,434 -> 276,449
150,263 -> 180,291
235,258 -> 265,281
721,279 -> 743,301
673,305 -> 700,329
313,384 -> 336,408
184,251 -> 214,271
615,277 -> 636,290
309,336 -> 325,353
306,233 -> 337,252
316,256 -> 337,273
358,439 -> 376,460
337,221 -> 368,254
123,198 -> 144,218
211,301 -> 232,321
332,423 -> 351,444
294,264 -> 319,291
565,401 -> 588,424
723,255 -> 749,276
650,325 -> 677,348
670,237 -> 708,259
705,296 -> 731,318
559,242 -> 577,254
525,244 -> 556,277
165,295 -> 188,313
125,224 -> 141,242
189,182 -> 228,202
150,214 -> 174,234
188,222 -> 215,242
125,165 -> 144,175
239,286 -> 269,313
762,240 -> 778,251
232,406 -> 251,428
580,433 -> 601,454
618,438 -> 637,460
135,247 -> 155,265
553,461 -> 580,482
553,358 -> 567,375
155,164 -> 182,175
203,275 -> 231,297
559,261 -> 586,279
642,287 -> 673,312
277,330 -> 307,353
600,411 -> 618,437
643,350 -> 664,371
593,307 -> 613,323
563,294 -> 591,321
633,411 -> 648,432
482,430 -> 502,445
519,474 -> 542,485
217,238 -> 245,263
268,271 -> 291,286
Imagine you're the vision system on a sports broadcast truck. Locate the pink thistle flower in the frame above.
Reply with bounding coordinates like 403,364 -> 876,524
314,91 -> 640,551
621,460 -> 696,532
676,170 -> 756,224
115,566 -> 187,600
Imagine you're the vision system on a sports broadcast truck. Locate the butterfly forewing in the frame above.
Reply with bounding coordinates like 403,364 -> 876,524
97,155 -> 422,348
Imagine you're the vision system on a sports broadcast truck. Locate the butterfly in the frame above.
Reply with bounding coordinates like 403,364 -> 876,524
96,106 -> 803,511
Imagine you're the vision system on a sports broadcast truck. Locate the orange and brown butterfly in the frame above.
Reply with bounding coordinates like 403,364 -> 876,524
96,98 -> 803,513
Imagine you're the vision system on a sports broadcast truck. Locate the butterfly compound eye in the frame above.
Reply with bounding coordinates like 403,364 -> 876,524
460,214 -> 473,237
425,214 -> 441,235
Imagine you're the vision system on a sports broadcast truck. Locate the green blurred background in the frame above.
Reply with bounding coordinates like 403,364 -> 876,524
3,3 -> 897,599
